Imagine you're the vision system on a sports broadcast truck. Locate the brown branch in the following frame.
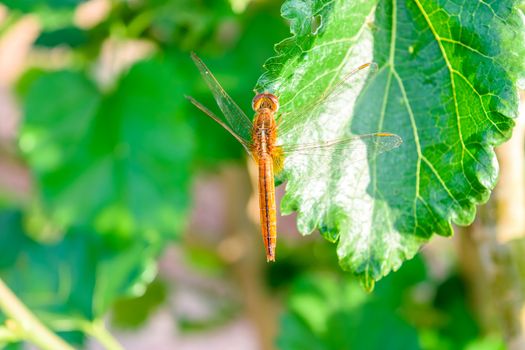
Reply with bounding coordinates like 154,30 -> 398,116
495,93 -> 525,244
458,92 -> 525,349
220,164 -> 279,350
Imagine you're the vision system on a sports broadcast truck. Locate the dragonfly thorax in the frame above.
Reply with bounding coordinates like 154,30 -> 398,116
252,93 -> 279,113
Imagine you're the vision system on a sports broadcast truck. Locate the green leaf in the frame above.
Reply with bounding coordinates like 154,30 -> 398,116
0,210 -> 158,326
111,279 -> 167,329
277,271 -> 421,350
2,0 -> 82,12
19,57 -> 195,239
257,0 -> 524,284
277,255 -> 503,350
432,275 -> 480,348
35,27 -> 88,48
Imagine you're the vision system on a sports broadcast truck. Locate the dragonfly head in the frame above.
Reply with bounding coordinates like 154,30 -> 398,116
252,93 -> 279,113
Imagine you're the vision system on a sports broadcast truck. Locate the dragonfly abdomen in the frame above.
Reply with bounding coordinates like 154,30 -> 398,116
257,155 -> 277,261
252,109 -> 278,262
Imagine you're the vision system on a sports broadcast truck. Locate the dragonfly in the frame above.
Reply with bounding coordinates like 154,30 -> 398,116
186,52 -> 402,262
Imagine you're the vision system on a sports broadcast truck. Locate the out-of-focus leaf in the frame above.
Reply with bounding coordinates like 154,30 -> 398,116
257,0 -> 525,285
1,343 -> 23,350
20,71 -> 100,172
14,68 -> 48,98
111,279 -> 167,329
432,275 -> 480,349
20,57 -> 194,239
277,256 -> 503,350
2,0 -> 82,12
417,273 -> 506,350
0,210 -> 158,326
464,335 -> 506,350
277,271 -> 421,350
35,27 -> 88,48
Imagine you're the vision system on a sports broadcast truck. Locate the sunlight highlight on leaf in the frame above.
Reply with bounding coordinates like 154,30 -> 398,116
257,0 -> 525,285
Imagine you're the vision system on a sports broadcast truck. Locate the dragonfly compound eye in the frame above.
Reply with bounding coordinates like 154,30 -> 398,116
252,93 -> 279,113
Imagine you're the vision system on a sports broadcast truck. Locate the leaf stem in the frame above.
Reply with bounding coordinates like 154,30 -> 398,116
83,319 -> 124,350
0,324 -> 22,343
0,278 -> 75,350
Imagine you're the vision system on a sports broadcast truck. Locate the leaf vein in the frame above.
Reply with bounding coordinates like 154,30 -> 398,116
412,0 -> 480,198
439,37 -> 493,60
422,155 -> 462,207
477,0 -> 505,21
391,69 -> 422,211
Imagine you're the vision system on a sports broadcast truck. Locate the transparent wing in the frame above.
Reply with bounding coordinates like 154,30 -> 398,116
276,62 -> 377,139
278,132 -> 402,172
190,52 -> 254,146
185,96 -> 253,156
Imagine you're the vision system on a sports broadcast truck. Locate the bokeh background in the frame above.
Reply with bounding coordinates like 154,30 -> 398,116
0,0 -> 524,349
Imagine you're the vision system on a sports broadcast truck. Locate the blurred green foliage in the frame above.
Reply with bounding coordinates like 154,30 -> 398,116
21,59 -> 194,238
0,210 -> 157,345
0,0 -> 287,346
2,0 -> 82,12
277,257 -> 505,350
111,279 -> 167,329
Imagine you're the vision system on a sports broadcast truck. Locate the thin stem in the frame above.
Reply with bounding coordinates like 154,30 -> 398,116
0,278 -> 75,350
83,319 -> 124,350
0,324 -> 22,343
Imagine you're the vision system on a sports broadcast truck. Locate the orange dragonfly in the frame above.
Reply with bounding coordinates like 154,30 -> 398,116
186,52 -> 402,262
